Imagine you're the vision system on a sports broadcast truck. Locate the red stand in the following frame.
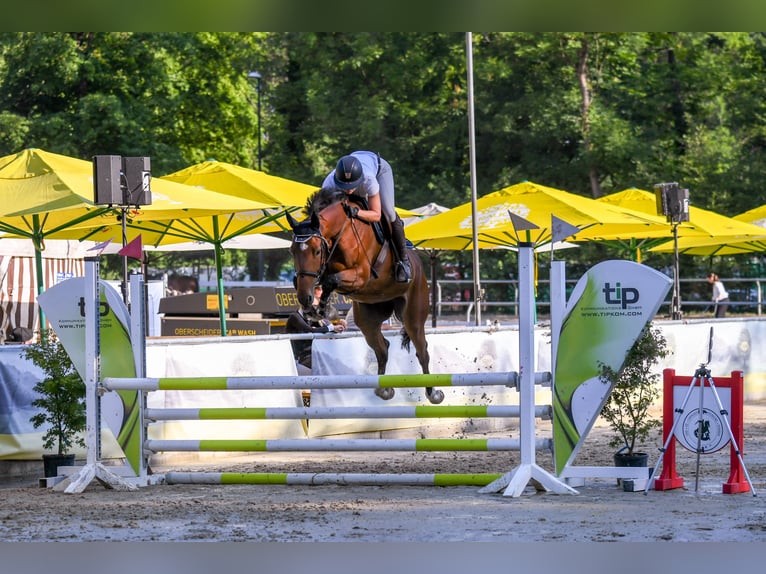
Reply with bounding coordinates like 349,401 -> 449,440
654,368 -> 749,494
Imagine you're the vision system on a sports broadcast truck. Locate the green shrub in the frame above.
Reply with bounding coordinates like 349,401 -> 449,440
23,332 -> 86,455
599,324 -> 669,455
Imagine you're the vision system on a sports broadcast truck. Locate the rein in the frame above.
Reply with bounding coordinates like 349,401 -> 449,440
292,215 -> 349,284
292,199 -> 379,285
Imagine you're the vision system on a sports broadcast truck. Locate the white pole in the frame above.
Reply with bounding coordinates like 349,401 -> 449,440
84,257 -> 100,465
466,32 -> 482,325
129,272 -> 148,479
550,260 -> 566,374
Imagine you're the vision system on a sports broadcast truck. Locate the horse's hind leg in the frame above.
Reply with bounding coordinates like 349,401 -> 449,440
399,300 -> 443,405
372,337 -> 394,400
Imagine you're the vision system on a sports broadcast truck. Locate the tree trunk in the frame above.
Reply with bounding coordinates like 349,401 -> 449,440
577,36 -> 603,198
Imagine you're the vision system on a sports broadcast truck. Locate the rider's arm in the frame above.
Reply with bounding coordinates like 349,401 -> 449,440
353,193 -> 382,223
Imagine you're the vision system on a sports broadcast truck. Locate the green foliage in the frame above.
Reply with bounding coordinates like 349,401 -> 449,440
598,324 -> 669,455
4,32 -> 766,280
22,333 -> 86,455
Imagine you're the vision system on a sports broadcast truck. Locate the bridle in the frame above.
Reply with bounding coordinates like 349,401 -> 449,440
291,213 -> 350,286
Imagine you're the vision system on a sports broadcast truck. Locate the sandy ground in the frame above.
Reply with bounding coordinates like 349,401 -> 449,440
2,401 -> 766,544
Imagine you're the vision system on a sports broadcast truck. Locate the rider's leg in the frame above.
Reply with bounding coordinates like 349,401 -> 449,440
390,215 -> 411,283
376,158 -> 411,283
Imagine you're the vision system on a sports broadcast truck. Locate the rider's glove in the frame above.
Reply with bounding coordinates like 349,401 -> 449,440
344,204 -> 359,219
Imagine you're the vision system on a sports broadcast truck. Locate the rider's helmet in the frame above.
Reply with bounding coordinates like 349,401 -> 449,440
333,155 -> 363,190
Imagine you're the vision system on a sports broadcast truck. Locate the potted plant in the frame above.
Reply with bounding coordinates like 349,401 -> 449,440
598,323 -> 669,472
22,331 -> 86,477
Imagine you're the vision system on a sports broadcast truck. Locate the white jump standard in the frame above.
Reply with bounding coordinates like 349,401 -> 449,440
58,248 -> 576,496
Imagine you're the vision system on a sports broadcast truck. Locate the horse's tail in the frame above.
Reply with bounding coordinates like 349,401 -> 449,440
400,326 -> 412,352
393,305 -> 411,351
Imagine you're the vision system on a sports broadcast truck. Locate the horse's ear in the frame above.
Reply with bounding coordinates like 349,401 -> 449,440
285,210 -> 298,230
311,210 -> 320,229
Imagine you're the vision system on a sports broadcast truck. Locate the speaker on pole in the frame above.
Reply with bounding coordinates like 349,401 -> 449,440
122,156 -> 152,206
93,155 -> 123,205
654,182 -> 689,223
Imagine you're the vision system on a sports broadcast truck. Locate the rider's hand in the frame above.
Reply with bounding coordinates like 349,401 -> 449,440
344,204 -> 359,219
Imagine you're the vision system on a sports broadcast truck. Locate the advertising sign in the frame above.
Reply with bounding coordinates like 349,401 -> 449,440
552,260 -> 671,474
38,278 -> 142,474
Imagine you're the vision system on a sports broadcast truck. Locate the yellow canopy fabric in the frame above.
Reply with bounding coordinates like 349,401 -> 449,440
0,148 -> 279,334
405,181 -> 669,250
599,188 -> 766,239
0,149 -> 271,246
162,160 -> 315,209
629,191 -> 766,256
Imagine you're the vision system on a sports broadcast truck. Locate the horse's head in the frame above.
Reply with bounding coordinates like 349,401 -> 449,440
286,208 -> 326,310
286,186 -> 355,309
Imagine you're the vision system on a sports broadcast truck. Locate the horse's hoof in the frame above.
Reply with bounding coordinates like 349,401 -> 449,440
375,388 -> 395,401
427,389 -> 444,404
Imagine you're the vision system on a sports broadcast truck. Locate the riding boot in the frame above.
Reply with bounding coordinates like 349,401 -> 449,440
390,216 -> 412,283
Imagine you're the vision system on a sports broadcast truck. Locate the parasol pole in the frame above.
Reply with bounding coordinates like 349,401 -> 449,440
466,32 -> 482,326
32,214 -> 47,335
212,217 -> 228,336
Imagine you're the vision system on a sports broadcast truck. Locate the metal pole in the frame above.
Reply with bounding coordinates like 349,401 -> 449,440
249,70 -> 263,171
257,78 -> 262,171
32,214 -> 46,334
213,218 -> 228,337
672,222 -> 682,320
430,252 -> 439,327
121,207 -> 129,305
466,32 -> 482,326
249,70 -> 264,280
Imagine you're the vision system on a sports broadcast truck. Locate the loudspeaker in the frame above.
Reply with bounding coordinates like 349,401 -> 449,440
122,156 -> 152,206
93,155 -> 123,205
654,182 -> 689,223
667,186 -> 690,222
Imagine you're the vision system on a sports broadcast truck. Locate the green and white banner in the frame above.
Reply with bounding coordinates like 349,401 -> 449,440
552,260 -> 671,474
38,278 -> 142,474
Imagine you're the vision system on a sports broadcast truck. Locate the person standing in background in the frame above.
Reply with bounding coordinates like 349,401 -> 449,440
285,285 -> 346,375
707,272 -> 729,318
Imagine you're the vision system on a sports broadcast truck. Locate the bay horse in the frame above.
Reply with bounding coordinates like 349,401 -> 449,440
286,187 -> 443,404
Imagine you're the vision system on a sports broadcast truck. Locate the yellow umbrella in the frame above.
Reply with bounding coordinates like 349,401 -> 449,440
0,149 -> 274,333
163,160 -> 417,225
405,181 -> 668,250
0,149 -> 273,251
66,161 -> 325,335
637,193 -> 766,256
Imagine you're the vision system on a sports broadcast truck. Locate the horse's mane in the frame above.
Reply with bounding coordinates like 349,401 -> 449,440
304,186 -> 346,217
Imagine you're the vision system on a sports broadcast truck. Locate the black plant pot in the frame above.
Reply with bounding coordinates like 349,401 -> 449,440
613,451 -> 649,468
614,451 -> 650,491
42,453 -> 76,478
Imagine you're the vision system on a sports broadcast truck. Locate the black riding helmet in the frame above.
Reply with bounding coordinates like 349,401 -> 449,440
333,155 -> 363,190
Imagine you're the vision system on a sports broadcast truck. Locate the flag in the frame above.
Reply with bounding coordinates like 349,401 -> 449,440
551,215 -> 581,244
87,238 -> 113,256
117,235 -> 143,260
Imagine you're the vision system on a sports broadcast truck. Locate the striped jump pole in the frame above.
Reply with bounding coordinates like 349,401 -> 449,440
146,437 -> 552,453
102,371 -> 553,392
165,472 -> 505,486
144,404 -> 551,421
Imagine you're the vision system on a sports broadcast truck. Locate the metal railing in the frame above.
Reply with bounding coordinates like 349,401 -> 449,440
434,277 -> 765,323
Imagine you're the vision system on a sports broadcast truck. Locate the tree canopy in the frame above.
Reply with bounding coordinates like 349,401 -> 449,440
3,32 -> 766,281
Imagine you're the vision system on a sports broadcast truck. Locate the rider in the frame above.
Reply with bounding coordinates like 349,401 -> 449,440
323,151 -> 412,283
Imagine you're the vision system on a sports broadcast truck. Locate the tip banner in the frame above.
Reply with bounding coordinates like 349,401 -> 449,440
552,260 -> 672,474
